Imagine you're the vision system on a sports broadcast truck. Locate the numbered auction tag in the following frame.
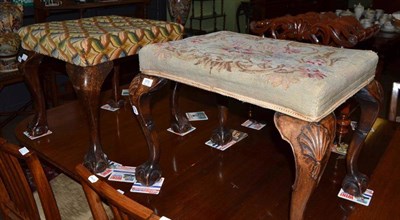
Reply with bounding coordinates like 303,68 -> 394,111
132,105 -> 139,115
142,78 -> 153,87
88,175 -> 99,183
19,147 -> 30,156
18,54 -> 28,62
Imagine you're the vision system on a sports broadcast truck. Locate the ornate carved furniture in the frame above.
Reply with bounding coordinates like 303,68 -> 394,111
0,2 -> 23,74
129,31 -> 382,219
249,12 -> 381,194
0,137 -> 96,219
249,0 -> 348,21
76,164 -> 162,220
250,12 -> 380,48
17,16 -> 183,173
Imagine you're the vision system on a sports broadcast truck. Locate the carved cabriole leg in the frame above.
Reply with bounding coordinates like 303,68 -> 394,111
19,52 -> 48,136
274,112 -> 336,220
129,73 -> 168,186
342,80 -> 383,197
65,62 -> 113,173
108,64 -> 125,108
210,95 -> 232,146
170,82 -> 193,133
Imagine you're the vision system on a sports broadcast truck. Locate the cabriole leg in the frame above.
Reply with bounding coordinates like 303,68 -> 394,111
274,112 -> 336,220
129,74 -> 168,186
170,82 -> 193,133
66,62 -> 113,173
342,80 -> 383,196
19,52 -> 48,136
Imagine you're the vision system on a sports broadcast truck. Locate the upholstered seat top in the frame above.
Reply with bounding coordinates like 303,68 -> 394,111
139,31 -> 378,122
18,16 -> 183,67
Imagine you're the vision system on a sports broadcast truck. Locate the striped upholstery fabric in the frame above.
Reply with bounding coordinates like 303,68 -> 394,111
18,16 -> 184,67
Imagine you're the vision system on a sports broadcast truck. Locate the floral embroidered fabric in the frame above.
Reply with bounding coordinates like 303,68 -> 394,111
139,31 -> 378,121
18,16 -> 183,67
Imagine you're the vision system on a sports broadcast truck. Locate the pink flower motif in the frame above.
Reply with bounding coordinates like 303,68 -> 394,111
299,67 -> 326,79
283,46 -> 301,54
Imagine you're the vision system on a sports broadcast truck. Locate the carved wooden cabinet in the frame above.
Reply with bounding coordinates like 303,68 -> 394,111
250,0 -> 348,20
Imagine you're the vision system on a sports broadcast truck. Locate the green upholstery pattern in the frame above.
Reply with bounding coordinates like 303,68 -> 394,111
18,16 -> 184,67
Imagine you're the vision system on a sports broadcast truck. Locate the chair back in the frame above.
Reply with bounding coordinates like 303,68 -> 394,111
75,164 -> 161,220
0,2 -> 23,34
0,138 -> 62,220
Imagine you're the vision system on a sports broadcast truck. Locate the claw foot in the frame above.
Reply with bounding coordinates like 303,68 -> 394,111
83,153 -> 109,173
135,161 -> 162,186
171,114 -> 193,134
342,172 -> 368,197
107,99 -> 125,109
211,127 -> 232,146
27,119 -> 49,137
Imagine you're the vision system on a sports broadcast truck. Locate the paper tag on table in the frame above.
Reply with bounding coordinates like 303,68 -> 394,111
331,143 -> 348,156
186,111 -> 208,121
108,170 -> 136,183
23,130 -> 53,140
167,126 -> 196,136
241,119 -> 266,130
130,177 -> 164,195
97,160 -> 123,177
338,188 -> 374,206
205,129 -> 248,151
121,89 -> 129,96
101,104 -> 119,112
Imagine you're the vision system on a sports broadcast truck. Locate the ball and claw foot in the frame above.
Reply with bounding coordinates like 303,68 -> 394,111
135,161 -> 162,186
83,153 -> 109,174
27,117 -> 49,137
171,115 -> 193,134
210,127 -> 232,146
342,172 -> 368,197
107,99 -> 125,109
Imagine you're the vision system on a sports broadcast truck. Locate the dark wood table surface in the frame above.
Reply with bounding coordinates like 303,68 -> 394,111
15,84 -> 397,219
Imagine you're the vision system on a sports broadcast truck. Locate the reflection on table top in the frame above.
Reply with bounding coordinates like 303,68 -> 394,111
15,85 -> 397,219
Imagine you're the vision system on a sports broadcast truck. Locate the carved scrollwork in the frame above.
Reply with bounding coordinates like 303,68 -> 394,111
250,12 -> 379,48
298,123 -> 331,180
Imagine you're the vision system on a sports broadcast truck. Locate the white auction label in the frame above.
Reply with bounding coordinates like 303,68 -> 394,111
132,105 -> 139,115
88,175 -> 99,183
19,147 -> 30,155
142,78 -> 153,87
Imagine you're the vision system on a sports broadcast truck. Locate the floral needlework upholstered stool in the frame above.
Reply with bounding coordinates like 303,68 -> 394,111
17,16 -> 183,173
129,31 -> 383,220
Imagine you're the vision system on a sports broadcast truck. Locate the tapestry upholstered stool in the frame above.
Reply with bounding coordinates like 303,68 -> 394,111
17,16 -> 183,173
129,31 -> 382,220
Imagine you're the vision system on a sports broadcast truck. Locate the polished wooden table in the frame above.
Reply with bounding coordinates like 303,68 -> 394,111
15,85 -> 396,219
33,0 -> 150,22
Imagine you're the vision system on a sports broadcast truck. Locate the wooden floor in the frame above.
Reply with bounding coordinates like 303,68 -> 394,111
15,84 -> 400,220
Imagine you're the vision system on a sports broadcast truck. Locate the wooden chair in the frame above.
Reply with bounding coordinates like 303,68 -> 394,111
75,164 -> 162,220
0,2 -> 32,129
389,82 -> 400,122
0,138 -> 95,220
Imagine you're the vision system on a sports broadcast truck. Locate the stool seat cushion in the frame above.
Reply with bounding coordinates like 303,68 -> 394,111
18,16 -> 183,67
139,31 -> 378,122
